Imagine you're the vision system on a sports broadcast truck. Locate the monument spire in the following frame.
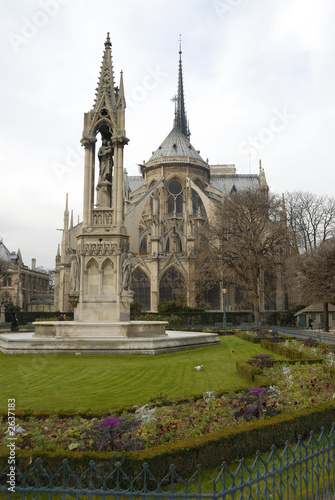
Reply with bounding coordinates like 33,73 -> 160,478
93,32 -> 116,113
173,35 -> 190,140
61,193 -> 69,256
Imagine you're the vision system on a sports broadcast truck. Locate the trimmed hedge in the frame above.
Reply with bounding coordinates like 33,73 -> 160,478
1,404 -> 335,477
4,311 -> 74,324
260,339 -> 323,361
235,361 -> 272,386
235,331 -> 264,343
133,311 -> 253,326
125,404 -> 335,476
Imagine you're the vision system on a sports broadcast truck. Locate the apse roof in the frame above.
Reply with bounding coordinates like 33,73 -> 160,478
148,127 -> 205,163
210,174 -> 260,193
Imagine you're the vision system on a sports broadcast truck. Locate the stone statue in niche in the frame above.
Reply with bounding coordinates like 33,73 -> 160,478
98,139 -> 113,181
121,253 -> 133,292
70,254 -> 80,292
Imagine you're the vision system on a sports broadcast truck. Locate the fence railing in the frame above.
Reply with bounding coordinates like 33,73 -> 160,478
272,325 -> 335,345
1,425 -> 335,499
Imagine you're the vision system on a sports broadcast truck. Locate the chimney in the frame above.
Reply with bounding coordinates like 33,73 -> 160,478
31,258 -> 36,271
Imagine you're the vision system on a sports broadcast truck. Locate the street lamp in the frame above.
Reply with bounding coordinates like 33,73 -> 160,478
222,288 -> 227,328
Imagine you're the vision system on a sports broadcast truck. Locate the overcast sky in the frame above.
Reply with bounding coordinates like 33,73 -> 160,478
1,0 -> 335,269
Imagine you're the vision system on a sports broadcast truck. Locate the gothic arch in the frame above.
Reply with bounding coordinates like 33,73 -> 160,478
167,178 -> 183,215
159,266 -> 185,303
85,258 -> 99,295
86,257 -> 99,271
139,234 -> 148,254
139,225 -> 151,251
101,258 -> 114,294
162,227 -> 183,253
91,108 -> 117,137
192,187 -> 204,215
131,266 -> 151,311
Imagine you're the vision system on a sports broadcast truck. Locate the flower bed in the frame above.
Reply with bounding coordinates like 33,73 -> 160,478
2,362 -> 335,455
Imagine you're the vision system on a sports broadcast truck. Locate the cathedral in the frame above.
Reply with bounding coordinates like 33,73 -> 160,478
54,35 -> 272,315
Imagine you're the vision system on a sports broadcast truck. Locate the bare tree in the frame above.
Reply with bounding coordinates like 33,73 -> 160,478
287,238 -> 335,331
36,266 -> 54,290
195,189 -> 289,322
285,191 -> 335,252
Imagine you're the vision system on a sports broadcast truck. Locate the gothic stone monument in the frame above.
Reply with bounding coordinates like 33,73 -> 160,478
0,35 -> 219,354
33,33 -> 166,340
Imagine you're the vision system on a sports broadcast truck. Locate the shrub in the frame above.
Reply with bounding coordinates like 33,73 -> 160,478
157,301 -> 204,314
235,361 -> 272,385
130,301 -> 143,318
247,354 -> 276,369
260,339 -> 323,361
166,314 -> 182,325
235,331 -> 261,343
269,335 -> 281,343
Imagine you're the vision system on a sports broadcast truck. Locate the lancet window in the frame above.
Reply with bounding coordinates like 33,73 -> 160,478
167,179 -> 183,215
131,267 -> 151,310
159,267 -> 184,302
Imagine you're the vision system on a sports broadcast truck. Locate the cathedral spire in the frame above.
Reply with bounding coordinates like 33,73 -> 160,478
173,36 -> 190,140
93,32 -> 116,112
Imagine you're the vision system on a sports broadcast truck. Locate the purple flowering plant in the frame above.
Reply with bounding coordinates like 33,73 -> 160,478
303,337 -> 319,347
231,386 -> 281,422
79,415 -> 143,452
247,354 -> 275,368
250,387 -> 265,395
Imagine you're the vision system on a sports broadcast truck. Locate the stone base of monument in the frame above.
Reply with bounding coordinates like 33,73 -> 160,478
0,329 -> 220,355
33,321 -> 167,339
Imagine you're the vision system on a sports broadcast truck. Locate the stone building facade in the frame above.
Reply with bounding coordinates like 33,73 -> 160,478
0,240 -> 50,311
124,45 -> 271,313
54,37 -> 284,315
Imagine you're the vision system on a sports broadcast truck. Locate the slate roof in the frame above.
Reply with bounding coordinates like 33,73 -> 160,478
128,176 -> 145,192
210,174 -> 260,193
148,127 -> 205,163
0,241 -> 18,263
128,173 -> 260,194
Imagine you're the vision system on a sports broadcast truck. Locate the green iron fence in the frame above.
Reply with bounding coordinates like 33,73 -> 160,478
1,425 -> 335,499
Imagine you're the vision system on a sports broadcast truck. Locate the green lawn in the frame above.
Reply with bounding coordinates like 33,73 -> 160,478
0,336 -> 282,411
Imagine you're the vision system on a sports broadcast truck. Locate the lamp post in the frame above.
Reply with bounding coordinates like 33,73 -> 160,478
222,288 -> 227,328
